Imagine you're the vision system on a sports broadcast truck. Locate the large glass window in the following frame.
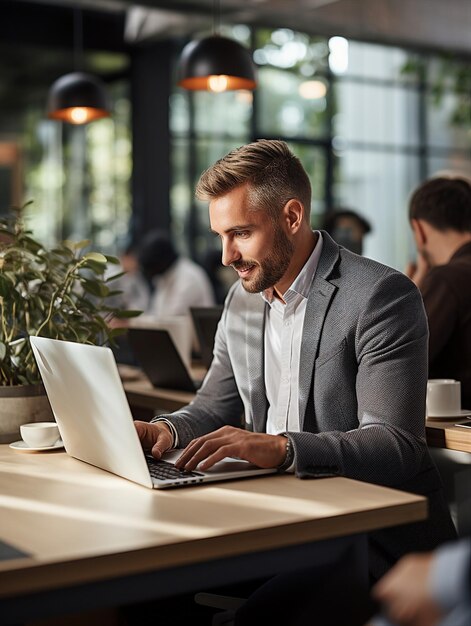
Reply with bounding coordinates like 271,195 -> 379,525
170,28 -> 470,271
169,27 -> 253,259
24,79 -> 131,253
332,42 -> 470,268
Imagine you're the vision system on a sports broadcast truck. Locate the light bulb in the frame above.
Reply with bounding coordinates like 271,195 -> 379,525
69,107 -> 89,124
208,75 -> 229,93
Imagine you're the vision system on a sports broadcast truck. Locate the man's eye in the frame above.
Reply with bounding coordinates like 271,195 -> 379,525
234,231 -> 249,238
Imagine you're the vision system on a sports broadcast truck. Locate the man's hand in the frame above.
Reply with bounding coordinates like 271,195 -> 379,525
372,552 -> 443,626
134,421 -> 173,459
405,252 -> 430,289
174,426 -> 287,471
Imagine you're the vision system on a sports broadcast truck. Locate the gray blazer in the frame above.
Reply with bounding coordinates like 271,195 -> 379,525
160,232 -> 456,577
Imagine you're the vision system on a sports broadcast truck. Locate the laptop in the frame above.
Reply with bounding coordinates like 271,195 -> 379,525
190,306 -> 223,368
127,327 -> 200,392
29,336 -> 277,489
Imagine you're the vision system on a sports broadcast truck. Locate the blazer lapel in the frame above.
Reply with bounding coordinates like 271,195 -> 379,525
245,295 -> 268,431
299,233 -> 339,430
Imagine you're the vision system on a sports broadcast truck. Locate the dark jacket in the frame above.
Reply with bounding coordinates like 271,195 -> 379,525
421,242 -> 471,409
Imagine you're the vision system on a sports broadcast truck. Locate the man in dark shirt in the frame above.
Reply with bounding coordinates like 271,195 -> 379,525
407,176 -> 471,409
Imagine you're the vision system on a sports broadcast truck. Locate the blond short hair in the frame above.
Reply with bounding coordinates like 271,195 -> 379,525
195,139 -> 312,221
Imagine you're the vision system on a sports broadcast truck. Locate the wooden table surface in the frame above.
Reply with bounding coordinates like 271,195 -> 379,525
425,418 -> 471,454
0,444 -> 426,598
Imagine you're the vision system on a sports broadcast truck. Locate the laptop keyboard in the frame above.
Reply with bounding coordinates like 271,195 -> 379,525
145,455 -> 203,480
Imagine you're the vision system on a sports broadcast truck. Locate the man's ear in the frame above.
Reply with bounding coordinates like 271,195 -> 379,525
282,199 -> 304,234
411,218 -> 427,246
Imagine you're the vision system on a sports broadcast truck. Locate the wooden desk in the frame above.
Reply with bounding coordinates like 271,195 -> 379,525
0,445 -> 426,623
426,419 -> 471,454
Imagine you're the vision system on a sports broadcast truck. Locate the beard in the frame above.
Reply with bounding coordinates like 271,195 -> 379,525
232,225 -> 294,293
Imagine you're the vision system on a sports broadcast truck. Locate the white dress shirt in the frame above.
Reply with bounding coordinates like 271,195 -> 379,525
159,235 -> 323,450
262,232 -> 323,436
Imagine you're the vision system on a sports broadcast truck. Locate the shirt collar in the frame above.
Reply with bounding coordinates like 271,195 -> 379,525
261,231 -> 323,305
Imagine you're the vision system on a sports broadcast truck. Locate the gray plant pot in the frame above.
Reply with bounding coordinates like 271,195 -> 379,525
0,385 -> 55,444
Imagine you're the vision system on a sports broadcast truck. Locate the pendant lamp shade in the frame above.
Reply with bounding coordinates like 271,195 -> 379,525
178,35 -> 257,91
47,72 -> 111,124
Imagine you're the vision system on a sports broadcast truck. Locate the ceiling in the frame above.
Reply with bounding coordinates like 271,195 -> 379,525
1,0 -> 469,133
19,0 -> 471,55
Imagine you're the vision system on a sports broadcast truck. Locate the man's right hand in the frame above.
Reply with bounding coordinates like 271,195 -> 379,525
405,252 -> 430,289
134,421 -> 173,459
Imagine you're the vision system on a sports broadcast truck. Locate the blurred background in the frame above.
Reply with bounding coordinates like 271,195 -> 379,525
1,0 -> 470,271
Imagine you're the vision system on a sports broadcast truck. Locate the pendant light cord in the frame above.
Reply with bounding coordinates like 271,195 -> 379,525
74,7 -> 84,71
213,0 -> 220,36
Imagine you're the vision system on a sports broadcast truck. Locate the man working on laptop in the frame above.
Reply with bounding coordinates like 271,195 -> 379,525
134,140 -> 454,614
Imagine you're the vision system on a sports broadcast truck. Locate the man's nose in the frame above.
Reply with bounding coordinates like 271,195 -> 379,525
221,240 -> 240,267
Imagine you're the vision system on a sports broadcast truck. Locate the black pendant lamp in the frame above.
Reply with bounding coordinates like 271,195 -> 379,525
47,72 -> 110,124
177,1 -> 257,92
47,9 -> 110,124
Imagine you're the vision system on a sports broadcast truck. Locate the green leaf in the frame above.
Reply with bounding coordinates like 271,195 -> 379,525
81,279 -> 110,298
0,275 -> 13,296
51,247 -> 74,259
105,271 -> 126,282
83,260 -> 107,274
64,239 -> 91,251
83,252 -> 107,264
111,309 -> 143,318
0,341 -> 6,361
108,327 -> 128,339
104,255 -> 120,264
21,236 -> 43,254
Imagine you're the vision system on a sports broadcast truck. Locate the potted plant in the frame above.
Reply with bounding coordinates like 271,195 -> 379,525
0,206 -> 139,443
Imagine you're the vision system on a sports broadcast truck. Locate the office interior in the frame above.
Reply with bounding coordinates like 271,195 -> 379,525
0,0 -> 470,622
1,0 -> 470,271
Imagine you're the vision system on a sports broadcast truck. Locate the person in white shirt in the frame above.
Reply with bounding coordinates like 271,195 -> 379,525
109,232 -> 215,365
136,230 -> 215,318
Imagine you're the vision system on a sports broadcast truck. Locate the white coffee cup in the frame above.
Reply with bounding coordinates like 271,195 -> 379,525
426,379 -> 461,417
20,422 -> 60,448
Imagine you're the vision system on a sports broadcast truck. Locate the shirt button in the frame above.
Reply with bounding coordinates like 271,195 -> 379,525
284,320 -> 291,327
281,377 -> 289,384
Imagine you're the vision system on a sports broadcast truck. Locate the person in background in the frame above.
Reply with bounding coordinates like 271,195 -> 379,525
135,229 -> 215,318
133,140 -> 455,625
104,239 -> 150,364
110,239 -> 150,313
322,208 -> 372,255
406,176 -> 471,408
372,537 -> 471,626
109,232 -> 215,364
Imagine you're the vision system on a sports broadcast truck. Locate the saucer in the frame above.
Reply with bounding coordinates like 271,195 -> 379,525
9,439 -> 64,452
427,409 -> 471,421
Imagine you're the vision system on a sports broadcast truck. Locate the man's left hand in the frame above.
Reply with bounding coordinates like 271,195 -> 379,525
174,426 -> 287,471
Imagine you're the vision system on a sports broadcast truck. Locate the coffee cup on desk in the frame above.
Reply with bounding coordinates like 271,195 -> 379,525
426,379 -> 461,417
20,422 -> 60,448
